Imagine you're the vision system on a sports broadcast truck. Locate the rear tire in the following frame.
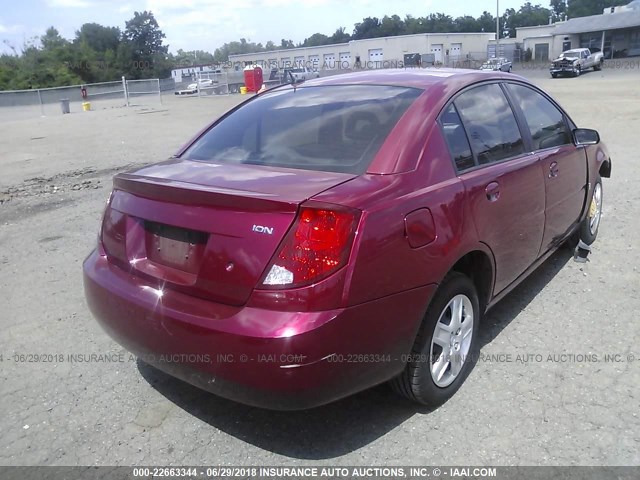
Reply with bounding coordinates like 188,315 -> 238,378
391,273 -> 480,407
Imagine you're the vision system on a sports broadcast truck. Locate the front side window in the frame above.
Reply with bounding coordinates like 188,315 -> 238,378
507,84 -> 572,151
454,83 -> 525,165
183,85 -> 422,174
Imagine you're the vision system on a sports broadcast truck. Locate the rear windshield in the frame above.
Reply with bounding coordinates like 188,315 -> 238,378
183,85 -> 422,174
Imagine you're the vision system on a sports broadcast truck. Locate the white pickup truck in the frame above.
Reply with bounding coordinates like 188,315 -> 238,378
550,48 -> 604,78
283,66 -> 320,83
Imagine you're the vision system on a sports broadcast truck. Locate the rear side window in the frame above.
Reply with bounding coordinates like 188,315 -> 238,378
454,84 -> 525,165
507,84 -> 572,151
183,85 -> 422,174
440,104 -> 475,171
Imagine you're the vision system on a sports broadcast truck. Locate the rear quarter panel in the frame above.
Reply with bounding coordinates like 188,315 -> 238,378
314,125 -> 488,307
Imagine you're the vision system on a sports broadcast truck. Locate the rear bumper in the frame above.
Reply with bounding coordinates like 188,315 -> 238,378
83,250 -> 435,410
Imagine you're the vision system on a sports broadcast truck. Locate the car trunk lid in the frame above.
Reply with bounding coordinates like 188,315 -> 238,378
102,159 -> 356,305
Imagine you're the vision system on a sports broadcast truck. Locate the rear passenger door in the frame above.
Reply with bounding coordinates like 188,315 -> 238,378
506,83 -> 587,254
441,83 -> 546,294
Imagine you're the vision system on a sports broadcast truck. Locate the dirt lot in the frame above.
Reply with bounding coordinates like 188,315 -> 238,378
0,66 -> 639,467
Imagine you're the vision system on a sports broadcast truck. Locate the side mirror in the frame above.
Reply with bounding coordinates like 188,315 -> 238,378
573,128 -> 600,146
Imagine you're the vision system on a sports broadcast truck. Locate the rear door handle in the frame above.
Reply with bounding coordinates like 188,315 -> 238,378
549,161 -> 559,178
485,182 -> 500,202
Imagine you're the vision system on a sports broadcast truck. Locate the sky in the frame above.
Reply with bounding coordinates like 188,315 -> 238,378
1,0 -> 533,55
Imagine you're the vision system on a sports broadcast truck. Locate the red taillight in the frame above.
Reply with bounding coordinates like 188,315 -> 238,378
101,205 -> 127,262
262,205 -> 360,288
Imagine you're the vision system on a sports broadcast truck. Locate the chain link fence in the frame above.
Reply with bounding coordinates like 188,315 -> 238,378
0,77 -> 166,122
125,78 -> 163,105
442,52 -> 492,69
1,54 -> 533,122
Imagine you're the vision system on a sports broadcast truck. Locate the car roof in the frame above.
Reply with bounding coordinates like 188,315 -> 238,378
300,68 -> 520,90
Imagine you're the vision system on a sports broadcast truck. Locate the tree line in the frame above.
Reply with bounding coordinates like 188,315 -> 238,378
0,11 -> 171,91
0,0 -> 630,90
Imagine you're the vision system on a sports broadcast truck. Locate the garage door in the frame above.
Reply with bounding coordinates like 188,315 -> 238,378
324,53 -> 336,69
369,48 -> 383,64
339,52 -> 351,68
535,43 -> 549,61
294,56 -> 305,67
309,55 -> 320,70
450,43 -> 462,60
431,44 -> 443,63
281,57 -> 291,68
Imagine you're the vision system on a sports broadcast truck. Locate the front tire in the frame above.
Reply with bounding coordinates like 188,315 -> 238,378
391,273 -> 480,407
580,179 -> 603,245
566,178 -> 603,249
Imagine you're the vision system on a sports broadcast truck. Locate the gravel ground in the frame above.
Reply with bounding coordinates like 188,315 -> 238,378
0,66 -> 638,467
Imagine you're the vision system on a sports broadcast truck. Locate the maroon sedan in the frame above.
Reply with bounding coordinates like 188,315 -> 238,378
83,69 -> 611,409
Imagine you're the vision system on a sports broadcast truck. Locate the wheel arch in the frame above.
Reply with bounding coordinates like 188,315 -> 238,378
599,158 -> 611,178
448,249 -> 494,315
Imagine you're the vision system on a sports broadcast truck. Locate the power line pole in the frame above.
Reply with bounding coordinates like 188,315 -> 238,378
496,0 -> 500,57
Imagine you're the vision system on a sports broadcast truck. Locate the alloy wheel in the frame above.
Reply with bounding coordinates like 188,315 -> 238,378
589,183 -> 603,235
429,294 -> 474,388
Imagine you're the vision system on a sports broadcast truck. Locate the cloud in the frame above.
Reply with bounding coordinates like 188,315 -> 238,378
0,23 -> 23,34
46,0 -> 94,7
145,0 -> 337,15
152,0 -> 342,52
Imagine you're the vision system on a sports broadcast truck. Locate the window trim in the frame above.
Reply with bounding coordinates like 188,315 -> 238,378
438,103 -> 476,172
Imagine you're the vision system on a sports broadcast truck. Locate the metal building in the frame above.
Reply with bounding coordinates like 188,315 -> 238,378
228,32 -> 496,71
516,1 -> 640,61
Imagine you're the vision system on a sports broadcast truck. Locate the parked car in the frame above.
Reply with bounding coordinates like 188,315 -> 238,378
175,79 -> 215,95
550,48 -> 604,77
186,78 -> 213,91
84,69 -> 611,410
480,57 -> 512,72
283,66 -> 320,83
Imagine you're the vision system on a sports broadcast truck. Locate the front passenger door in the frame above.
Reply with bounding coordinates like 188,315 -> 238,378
506,83 -> 588,254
